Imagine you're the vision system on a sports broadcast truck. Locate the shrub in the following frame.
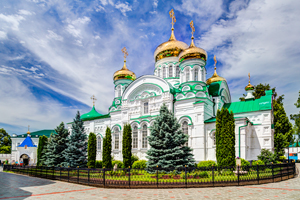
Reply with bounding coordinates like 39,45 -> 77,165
131,154 -> 139,166
197,160 -> 216,168
254,160 -> 265,165
279,155 -> 287,160
112,160 -> 123,168
257,149 -> 276,164
241,158 -> 250,166
95,160 -> 103,168
132,160 -> 147,169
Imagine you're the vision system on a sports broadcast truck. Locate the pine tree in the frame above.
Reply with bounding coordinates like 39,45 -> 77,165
216,108 -> 236,167
87,132 -> 97,168
102,127 -> 112,168
37,135 -> 48,166
44,133 -> 56,166
64,111 -> 88,168
146,104 -> 195,173
39,137 -> 49,166
52,122 -> 69,166
122,124 -> 132,168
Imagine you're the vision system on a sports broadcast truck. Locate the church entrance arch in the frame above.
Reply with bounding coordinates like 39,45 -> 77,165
20,154 -> 30,166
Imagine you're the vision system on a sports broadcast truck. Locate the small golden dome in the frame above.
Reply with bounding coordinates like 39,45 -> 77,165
206,55 -> 226,85
113,61 -> 136,81
178,36 -> 207,62
27,131 -> 30,135
153,28 -> 188,62
245,73 -> 254,91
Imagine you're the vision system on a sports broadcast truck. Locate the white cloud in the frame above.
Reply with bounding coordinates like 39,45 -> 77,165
153,0 -> 158,8
0,31 -> 7,39
46,30 -> 63,41
0,13 -> 25,30
115,2 -> 132,16
18,10 -> 34,15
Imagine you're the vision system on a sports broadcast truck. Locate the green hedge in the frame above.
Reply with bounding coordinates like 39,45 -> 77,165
132,160 -> 147,169
197,160 -> 216,168
95,160 -> 103,168
241,158 -> 250,166
112,160 -> 123,168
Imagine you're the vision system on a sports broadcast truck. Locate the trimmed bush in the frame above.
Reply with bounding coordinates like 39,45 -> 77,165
257,149 -> 276,164
197,160 -> 216,168
241,158 -> 250,166
132,160 -> 147,169
131,154 -> 139,166
95,160 -> 103,168
112,160 -> 123,168
254,160 -> 265,165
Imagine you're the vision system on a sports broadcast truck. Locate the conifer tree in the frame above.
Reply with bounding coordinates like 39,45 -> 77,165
87,132 -> 97,168
0,128 -> 11,154
290,91 -> 300,147
44,133 -> 56,166
37,135 -> 48,166
64,111 -> 88,168
216,108 -> 236,167
102,127 -> 112,168
52,122 -> 69,166
39,137 -> 49,166
146,104 -> 195,172
122,124 -> 132,168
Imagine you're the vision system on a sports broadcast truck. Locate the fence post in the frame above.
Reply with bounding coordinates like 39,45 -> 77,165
156,165 -> 158,188
271,162 -> 274,182
53,166 -> 55,180
88,169 -> 90,186
238,164 -> 240,186
280,163 -> 282,181
212,165 -> 214,187
103,167 -> 105,188
46,166 -> 48,179
256,163 -> 259,184
128,166 -> 131,188
77,166 -> 79,183
60,166 -> 62,181
68,166 -> 70,182
185,165 -> 187,188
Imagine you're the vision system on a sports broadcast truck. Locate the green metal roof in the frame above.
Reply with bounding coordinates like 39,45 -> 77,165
205,117 -> 245,123
11,130 -> 56,138
289,142 -> 300,147
223,90 -> 273,114
81,106 -> 103,121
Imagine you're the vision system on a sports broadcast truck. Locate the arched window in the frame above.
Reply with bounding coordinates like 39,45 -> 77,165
169,65 -> 173,77
186,69 -> 190,82
176,66 -> 180,77
194,69 -> 198,81
163,67 -> 166,78
142,125 -> 148,148
158,69 -> 161,77
182,121 -> 188,146
212,132 -> 216,146
132,126 -> 138,149
114,128 -> 119,150
97,136 -> 101,151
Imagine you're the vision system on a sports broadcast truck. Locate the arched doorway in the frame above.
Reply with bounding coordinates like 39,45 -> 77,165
20,154 -> 30,166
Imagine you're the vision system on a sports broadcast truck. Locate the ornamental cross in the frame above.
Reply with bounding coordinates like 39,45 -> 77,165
169,9 -> 176,28
190,20 -> 195,37
28,125 -> 30,131
91,95 -> 97,106
214,55 -> 217,67
121,47 -> 128,61
248,73 -> 251,83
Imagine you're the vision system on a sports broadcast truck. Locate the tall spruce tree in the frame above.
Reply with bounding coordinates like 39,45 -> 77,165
216,108 -> 236,167
52,122 -> 69,166
87,132 -> 97,168
146,104 -> 195,172
102,127 -> 112,168
44,133 -> 56,166
39,136 -> 49,166
37,135 -> 48,166
290,91 -> 300,147
64,111 -> 88,168
122,124 -> 132,168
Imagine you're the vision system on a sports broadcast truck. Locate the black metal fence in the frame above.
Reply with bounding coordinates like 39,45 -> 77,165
3,162 -> 296,188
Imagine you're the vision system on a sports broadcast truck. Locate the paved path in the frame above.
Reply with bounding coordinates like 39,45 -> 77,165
0,166 -> 299,200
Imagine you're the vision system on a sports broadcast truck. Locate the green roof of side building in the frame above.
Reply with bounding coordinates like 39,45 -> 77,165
11,130 -> 56,138
80,106 -> 103,121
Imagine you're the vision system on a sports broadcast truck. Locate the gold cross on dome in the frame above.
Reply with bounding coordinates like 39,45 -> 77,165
169,9 -> 176,28
248,73 -> 251,83
190,20 -> 195,37
28,125 -> 30,131
121,47 -> 128,61
91,95 -> 97,106
214,55 -> 217,68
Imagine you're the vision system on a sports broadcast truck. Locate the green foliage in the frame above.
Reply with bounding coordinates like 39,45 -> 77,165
257,149 -> 276,164
197,160 -> 216,168
290,91 -> 300,146
279,156 -> 287,160
241,158 -> 250,166
37,135 -> 48,166
240,83 -> 276,101
95,160 -> 103,168
39,136 -> 49,166
132,160 -> 147,169
64,112 -> 87,168
146,104 -> 195,173
216,108 -> 236,167
131,154 -> 139,166
44,133 -> 56,166
122,124 -> 132,168
87,132 -> 97,168
52,122 -> 69,167
0,128 -> 11,154
112,160 -> 123,168
102,127 -> 112,168
254,160 -> 265,165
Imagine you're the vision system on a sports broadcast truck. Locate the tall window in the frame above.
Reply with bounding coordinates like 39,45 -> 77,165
132,126 -> 138,149
97,136 -> 101,151
169,65 -> 173,77
144,102 -> 148,114
142,125 -> 148,148
114,128 -> 119,150
158,69 -> 161,77
186,69 -> 190,82
176,66 -> 180,77
182,121 -> 188,146
163,67 -> 166,78
194,69 -> 198,81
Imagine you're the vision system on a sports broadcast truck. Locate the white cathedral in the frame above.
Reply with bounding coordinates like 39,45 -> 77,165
67,16 -> 274,163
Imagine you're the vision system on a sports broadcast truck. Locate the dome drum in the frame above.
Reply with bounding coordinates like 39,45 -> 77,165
179,51 -> 207,62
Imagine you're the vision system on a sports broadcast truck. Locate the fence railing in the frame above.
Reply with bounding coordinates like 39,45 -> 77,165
3,162 -> 296,188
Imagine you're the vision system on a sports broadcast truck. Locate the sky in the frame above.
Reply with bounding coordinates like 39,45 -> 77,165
0,0 -> 299,134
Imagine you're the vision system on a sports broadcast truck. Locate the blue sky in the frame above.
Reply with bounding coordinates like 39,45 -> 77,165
0,0 -> 299,134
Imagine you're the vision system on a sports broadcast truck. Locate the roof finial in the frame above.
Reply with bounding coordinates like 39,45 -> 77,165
213,55 -> 217,70
248,72 -> 251,83
245,72 -> 255,91
91,95 -> 97,106
121,47 -> 128,70
189,20 -> 195,47
169,9 -> 176,41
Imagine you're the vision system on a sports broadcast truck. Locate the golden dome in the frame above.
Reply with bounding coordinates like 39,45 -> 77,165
27,131 -> 30,135
113,61 -> 136,81
153,28 -> 189,62
206,55 -> 226,85
178,36 -> 207,62
245,73 -> 254,91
